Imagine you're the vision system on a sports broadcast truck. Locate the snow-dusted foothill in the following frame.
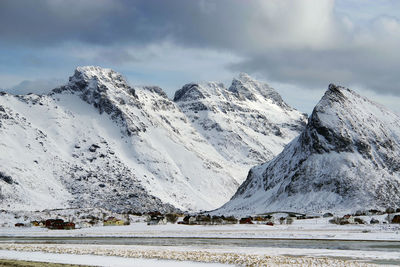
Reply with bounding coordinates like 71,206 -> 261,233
0,66 -> 304,213
218,84 -> 400,216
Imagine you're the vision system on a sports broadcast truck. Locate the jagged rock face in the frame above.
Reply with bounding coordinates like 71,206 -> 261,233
174,73 -> 307,167
0,66 -> 258,212
218,85 -> 400,216
228,73 -> 288,108
53,66 -> 145,136
174,83 -> 209,102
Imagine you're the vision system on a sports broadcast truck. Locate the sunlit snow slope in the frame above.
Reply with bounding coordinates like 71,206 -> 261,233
0,67 -> 305,212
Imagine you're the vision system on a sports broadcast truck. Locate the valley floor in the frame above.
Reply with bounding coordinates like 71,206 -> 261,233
0,244 -> 383,267
1,216 -> 400,241
1,217 -> 400,266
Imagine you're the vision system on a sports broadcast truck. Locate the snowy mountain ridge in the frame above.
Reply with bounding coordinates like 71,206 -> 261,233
217,84 -> 400,216
174,74 -> 306,167
0,66 -> 306,213
228,73 -> 289,108
53,66 -> 145,135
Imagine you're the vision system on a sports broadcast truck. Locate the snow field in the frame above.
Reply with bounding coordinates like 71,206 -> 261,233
0,250 -> 226,267
2,216 -> 400,241
0,244 -> 376,267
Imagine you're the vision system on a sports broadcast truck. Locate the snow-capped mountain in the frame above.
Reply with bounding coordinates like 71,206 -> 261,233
0,67 -> 305,213
218,84 -> 400,216
174,73 -> 306,167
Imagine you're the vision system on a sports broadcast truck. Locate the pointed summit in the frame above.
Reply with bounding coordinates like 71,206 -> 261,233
306,84 -> 397,155
52,66 -> 143,135
58,66 -> 135,97
228,73 -> 258,101
73,66 -> 118,80
229,73 -> 288,108
314,84 -> 350,108
173,83 -> 206,102
237,72 -> 253,82
173,82 -> 226,102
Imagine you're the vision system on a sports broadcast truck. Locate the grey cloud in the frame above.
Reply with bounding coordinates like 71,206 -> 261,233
0,0 -> 255,48
1,0 -> 400,96
230,46 -> 400,95
93,49 -> 140,65
0,0 -> 117,45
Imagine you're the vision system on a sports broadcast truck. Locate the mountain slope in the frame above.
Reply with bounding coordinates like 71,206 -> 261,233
174,73 -> 307,167
218,84 -> 400,215
0,67 -> 305,213
0,67 -> 244,212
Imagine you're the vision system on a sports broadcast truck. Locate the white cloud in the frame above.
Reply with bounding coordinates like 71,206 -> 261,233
250,0 -> 339,50
7,79 -> 65,95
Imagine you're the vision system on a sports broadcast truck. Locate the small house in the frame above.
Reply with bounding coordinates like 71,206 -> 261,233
147,215 -> 167,225
181,215 -> 191,224
392,215 -> 400,224
63,222 -> 75,230
222,216 -> 238,224
286,216 -> 295,225
195,215 -> 212,225
79,221 -> 94,228
211,216 -> 224,225
44,219 -> 75,230
329,215 -> 356,225
31,221 -> 40,227
147,218 -> 160,225
103,217 -> 125,226
188,216 -> 196,225
253,215 -> 274,225
45,219 -> 64,229
370,218 -> 380,224
239,217 -> 253,224
342,214 -> 355,224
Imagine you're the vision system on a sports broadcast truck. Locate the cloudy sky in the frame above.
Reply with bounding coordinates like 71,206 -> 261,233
1,0 -> 400,113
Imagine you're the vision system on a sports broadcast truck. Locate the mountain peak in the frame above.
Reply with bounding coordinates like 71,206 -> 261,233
74,66 -> 116,79
174,83 -> 203,102
218,84 -> 400,215
306,84 -> 397,155
237,72 -> 253,82
173,74 -> 295,113
229,74 -> 289,108
51,66 -> 142,135
64,66 -> 134,96
173,82 -> 225,102
321,83 -> 349,104
312,84 -> 374,121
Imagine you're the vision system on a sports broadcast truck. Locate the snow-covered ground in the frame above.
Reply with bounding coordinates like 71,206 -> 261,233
0,244 -> 382,266
1,217 -> 399,265
2,217 -> 400,241
0,249 -> 227,267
